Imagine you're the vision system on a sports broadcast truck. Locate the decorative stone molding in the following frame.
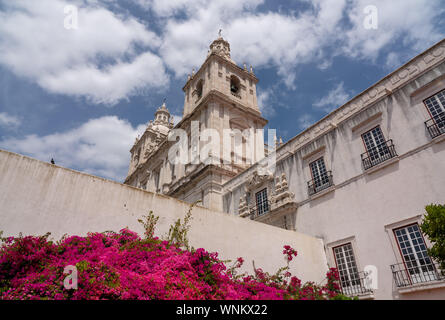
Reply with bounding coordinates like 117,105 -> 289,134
246,170 -> 273,191
162,183 -> 170,194
207,35 -> 235,64
270,173 -> 297,211
144,136 -> 163,159
302,146 -> 326,161
238,171 -> 297,228
238,194 -> 249,218
351,112 -> 383,133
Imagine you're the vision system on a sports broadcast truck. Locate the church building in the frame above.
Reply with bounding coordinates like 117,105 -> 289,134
124,35 -> 445,299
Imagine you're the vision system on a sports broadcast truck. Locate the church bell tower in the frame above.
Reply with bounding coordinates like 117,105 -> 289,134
125,32 -> 268,213
182,33 -> 262,118
168,32 -> 268,211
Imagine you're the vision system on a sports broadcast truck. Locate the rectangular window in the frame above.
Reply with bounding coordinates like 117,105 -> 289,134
333,243 -> 362,295
361,126 -> 389,161
255,188 -> 269,216
393,224 -> 438,284
424,89 -> 445,124
360,125 -> 397,170
424,89 -> 445,138
309,157 -> 330,192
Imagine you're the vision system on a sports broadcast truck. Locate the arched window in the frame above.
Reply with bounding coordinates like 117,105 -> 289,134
230,75 -> 240,94
196,79 -> 203,98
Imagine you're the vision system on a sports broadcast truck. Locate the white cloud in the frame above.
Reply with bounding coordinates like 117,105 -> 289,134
134,0 -> 204,17
385,52 -> 402,69
257,87 -> 275,117
0,112 -> 21,128
1,0 -> 443,101
342,0 -> 444,60
0,0 -> 168,105
317,60 -> 332,70
313,82 -> 351,112
0,116 -> 146,181
157,0 -> 346,83
38,52 -> 167,105
158,0 -> 264,77
171,114 -> 182,126
297,113 -> 315,131
156,0 -> 443,89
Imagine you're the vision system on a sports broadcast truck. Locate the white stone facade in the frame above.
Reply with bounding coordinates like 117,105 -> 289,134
222,39 -> 445,299
125,36 -> 267,212
124,36 -> 445,299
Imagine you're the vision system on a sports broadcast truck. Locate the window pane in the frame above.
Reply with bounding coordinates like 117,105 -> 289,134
333,243 -> 361,294
394,224 -> 437,283
362,126 -> 389,160
255,188 -> 269,216
309,157 -> 330,190
425,89 -> 445,128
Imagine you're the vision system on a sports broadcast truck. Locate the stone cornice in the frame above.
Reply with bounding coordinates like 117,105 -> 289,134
276,38 -> 445,161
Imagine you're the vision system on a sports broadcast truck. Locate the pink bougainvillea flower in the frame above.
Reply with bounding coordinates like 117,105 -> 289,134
0,230 -> 343,300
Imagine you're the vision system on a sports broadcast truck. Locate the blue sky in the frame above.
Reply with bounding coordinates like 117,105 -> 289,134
0,0 -> 444,181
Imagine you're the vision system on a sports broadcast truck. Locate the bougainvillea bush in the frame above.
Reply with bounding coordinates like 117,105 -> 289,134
0,213 -> 347,300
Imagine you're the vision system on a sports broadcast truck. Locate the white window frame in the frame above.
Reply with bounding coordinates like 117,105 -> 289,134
332,242 -> 362,295
361,125 -> 390,161
424,89 -> 445,127
327,237 -> 374,297
309,157 -> 330,191
302,145 -> 326,183
385,215 -> 424,263
392,223 -> 438,285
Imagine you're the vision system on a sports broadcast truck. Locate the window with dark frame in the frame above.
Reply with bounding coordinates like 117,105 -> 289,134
255,188 -> 269,216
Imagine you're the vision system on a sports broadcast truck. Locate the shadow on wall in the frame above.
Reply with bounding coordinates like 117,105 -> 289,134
432,139 -> 445,154
308,189 -> 336,209
363,160 -> 400,184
